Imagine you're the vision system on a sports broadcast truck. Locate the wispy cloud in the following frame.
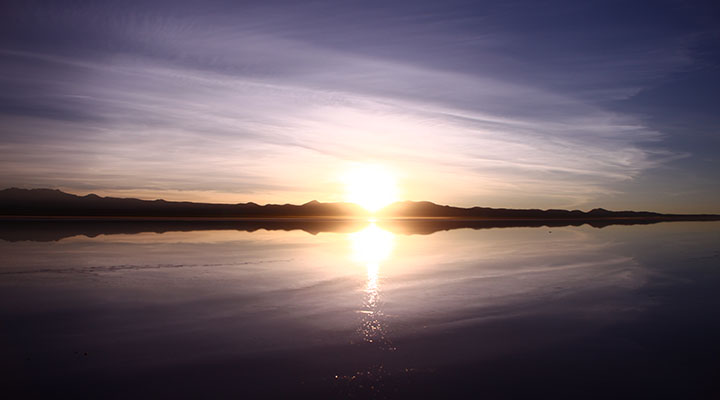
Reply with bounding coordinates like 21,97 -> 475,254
0,1 -> 715,210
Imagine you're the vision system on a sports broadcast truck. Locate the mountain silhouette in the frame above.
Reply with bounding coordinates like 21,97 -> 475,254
0,188 -> 367,217
1,188 -> 719,242
377,200 -> 674,219
1,188 -> 718,221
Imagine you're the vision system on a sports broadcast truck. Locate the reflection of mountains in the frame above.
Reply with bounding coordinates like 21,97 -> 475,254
0,217 -> 712,242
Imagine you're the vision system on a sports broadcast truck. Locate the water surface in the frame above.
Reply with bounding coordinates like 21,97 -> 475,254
2,220 -> 720,398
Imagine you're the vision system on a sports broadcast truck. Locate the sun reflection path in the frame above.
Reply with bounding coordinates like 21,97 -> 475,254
348,222 -> 395,349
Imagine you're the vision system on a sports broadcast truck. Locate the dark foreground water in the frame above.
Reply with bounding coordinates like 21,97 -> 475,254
2,220 -> 720,399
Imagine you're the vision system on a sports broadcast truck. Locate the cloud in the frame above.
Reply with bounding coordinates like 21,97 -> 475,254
0,1 -> 712,209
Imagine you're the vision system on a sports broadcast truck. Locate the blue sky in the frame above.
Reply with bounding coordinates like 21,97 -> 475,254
1,0 -> 718,212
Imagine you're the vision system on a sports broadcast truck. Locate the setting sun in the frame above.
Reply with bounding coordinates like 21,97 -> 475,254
343,164 -> 399,212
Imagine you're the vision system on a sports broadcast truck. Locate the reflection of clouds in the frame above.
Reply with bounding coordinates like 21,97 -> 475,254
0,259 -> 292,276
382,228 -> 651,332
349,223 -> 395,349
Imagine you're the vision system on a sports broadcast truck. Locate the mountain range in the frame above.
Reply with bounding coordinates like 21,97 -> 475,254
1,188 -> 718,221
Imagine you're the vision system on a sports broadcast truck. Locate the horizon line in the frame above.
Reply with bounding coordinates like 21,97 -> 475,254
2,187 -> 720,217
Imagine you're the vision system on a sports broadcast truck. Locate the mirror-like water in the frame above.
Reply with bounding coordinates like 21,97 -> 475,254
2,221 -> 719,398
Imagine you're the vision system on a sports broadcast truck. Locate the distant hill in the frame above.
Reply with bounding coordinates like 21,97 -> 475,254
378,200 -> 672,219
1,188 -> 718,221
0,188 -> 368,217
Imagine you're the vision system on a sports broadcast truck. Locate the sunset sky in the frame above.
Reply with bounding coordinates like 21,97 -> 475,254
1,0 -> 719,213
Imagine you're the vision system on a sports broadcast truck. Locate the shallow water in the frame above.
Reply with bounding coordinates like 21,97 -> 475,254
2,221 -> 720,399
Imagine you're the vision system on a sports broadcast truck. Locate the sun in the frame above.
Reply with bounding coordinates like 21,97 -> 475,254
343,164 -> 399,212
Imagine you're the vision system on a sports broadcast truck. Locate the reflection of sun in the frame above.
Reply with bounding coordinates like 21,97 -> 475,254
348,222 -> 395,348
349,223 -> 395,269
343,164 -> 398,212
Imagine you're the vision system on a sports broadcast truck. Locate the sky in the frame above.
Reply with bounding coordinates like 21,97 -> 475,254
1,0 -> 719,213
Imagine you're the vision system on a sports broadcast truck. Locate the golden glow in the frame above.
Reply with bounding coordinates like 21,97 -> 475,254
349,223 -> 395,347
349,222 -> 395,270
342,164 -> 399,212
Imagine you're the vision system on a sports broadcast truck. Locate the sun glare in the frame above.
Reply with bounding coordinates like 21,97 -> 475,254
343,164 -> 399,212
349,223 -> 395,269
